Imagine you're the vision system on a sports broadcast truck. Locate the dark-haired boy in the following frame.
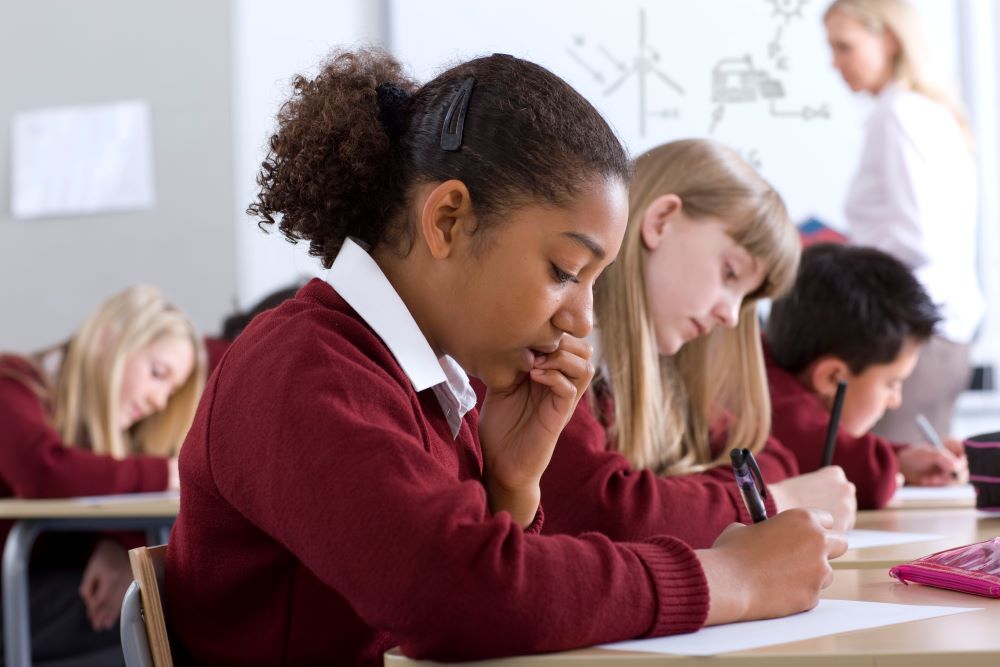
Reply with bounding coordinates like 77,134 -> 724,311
765,244 -> 967,509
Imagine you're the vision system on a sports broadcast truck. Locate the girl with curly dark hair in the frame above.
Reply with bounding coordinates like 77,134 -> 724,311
165,49 -> 844,666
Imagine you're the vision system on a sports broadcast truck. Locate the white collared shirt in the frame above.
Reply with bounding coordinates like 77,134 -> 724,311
325,238 -> 476,438
845,83 -> 984,343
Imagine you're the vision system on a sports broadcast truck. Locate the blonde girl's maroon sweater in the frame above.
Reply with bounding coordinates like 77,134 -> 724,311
0,355 -> 170,504
765,351 -> 901,510
540,389 -> 798,548
165,279 -> 710,667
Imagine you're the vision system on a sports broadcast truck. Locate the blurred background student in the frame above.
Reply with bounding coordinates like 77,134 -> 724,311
0,284 -> 205,666
824,0 -> 983,440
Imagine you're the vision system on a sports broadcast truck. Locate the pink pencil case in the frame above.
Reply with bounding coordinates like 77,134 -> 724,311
889,538 -> 1000,598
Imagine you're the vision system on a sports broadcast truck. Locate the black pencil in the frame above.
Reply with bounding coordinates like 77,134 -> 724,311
822,380 -> 848,467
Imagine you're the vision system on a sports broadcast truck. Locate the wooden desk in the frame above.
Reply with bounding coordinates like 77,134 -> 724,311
834,507 -> 1000,570
385,568 -> 1000,666
0,493 -> 179,667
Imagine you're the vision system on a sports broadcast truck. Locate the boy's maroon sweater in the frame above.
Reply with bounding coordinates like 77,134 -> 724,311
765,346 -> 902,509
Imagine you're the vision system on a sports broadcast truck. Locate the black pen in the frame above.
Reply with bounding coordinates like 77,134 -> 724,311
822,380 -> 848,467
730,448 -> 768,523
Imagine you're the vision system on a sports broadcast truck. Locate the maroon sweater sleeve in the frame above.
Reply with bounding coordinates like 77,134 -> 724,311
540,396 -> 771,548
0,356 -> 169,498
174,299 -> 709,664
767,362 -> 898,509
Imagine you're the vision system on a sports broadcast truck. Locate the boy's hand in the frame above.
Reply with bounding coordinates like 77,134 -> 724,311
478,336 -> 593,527
898,443 -> 968,485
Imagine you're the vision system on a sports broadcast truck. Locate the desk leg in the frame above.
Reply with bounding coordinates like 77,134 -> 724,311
3,521 -> 42,667
144,521 -> 173,547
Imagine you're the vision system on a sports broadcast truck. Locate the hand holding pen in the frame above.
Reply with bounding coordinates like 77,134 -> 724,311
699,449 -> 846,624
896,413 -> 968,485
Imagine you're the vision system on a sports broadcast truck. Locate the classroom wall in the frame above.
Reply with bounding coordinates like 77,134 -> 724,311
0,0 -> 235,351
230,0 -> 387,310
3,0 -> 998,432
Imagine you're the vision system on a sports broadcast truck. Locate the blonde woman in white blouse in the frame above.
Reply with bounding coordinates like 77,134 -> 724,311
824,0 -> 983,442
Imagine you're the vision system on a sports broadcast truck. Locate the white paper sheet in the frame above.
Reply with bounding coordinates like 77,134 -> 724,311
847,528 -> 943,550
600,599 -> 979,656
11,100 -> 155,219
892,484 -> 976,502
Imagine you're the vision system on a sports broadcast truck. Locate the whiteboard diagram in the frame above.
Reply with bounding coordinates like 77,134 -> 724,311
709,0 -> 830,134
567,8 -> 684,137
390,0 -> 867,236
566,3 -> 830,137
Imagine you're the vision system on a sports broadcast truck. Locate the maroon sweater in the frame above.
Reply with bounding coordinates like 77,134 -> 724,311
165,280 -> 710,667
540,389 -> 797,548
765,349 -> 902,509
0,355 -> 170,543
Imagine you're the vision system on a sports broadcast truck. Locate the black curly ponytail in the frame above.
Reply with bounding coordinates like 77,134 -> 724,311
250,48 -> 630,268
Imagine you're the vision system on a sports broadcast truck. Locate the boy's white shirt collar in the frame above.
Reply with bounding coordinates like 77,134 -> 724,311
326,237 -> 476,438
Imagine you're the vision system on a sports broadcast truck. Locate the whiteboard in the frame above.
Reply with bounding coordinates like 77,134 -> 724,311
389,0 -> 957,231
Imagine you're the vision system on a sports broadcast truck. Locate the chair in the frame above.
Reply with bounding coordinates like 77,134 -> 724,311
120,545 -> 173,667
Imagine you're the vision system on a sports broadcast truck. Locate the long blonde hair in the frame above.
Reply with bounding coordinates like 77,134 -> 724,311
825,0 -> 972,143
40,285 -> 206,459
594,139 -> 799,475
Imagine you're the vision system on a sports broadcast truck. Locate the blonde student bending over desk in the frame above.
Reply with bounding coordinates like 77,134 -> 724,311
164,49 -> 847,667
540,139 -> 857,549
0,285 -> 205,665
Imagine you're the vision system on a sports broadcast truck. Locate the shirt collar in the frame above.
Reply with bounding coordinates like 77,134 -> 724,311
326,238 -> 475,437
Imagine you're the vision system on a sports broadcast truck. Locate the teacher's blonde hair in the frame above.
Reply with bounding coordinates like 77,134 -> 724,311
825,0 -> 972,143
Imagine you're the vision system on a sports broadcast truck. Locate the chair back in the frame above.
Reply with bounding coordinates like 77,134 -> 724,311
121,545 -> 173,667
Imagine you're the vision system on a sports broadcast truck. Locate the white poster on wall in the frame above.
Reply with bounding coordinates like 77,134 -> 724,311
10,99 -> 156,219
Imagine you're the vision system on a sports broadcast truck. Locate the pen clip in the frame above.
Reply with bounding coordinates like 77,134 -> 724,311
744,448 -> 767,500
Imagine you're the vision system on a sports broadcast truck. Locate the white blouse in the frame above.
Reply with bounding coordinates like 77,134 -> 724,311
845,83 -> 984,344
326,237 -> 476,438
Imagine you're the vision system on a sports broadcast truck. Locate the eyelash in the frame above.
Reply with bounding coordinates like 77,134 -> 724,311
724,263 -> 738,281
552,264 -> 579,285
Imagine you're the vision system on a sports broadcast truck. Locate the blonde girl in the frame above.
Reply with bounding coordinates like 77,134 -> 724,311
542,139 -> 856,547
0,284 -> 205,663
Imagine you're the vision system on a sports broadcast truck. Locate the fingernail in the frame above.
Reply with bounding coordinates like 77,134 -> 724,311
530,368 -> 545,377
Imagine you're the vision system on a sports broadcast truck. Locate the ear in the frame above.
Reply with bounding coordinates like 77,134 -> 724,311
809,355 -> 851,400
639,194 -> 682,251
417,180 -> 475,260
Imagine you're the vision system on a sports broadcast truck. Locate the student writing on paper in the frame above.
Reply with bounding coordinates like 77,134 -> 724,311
539,139 -> 856,548
164,51 -> 847,667
0,285 -> 205,665
766,244 -> 968,509
824,0 -> 983,440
